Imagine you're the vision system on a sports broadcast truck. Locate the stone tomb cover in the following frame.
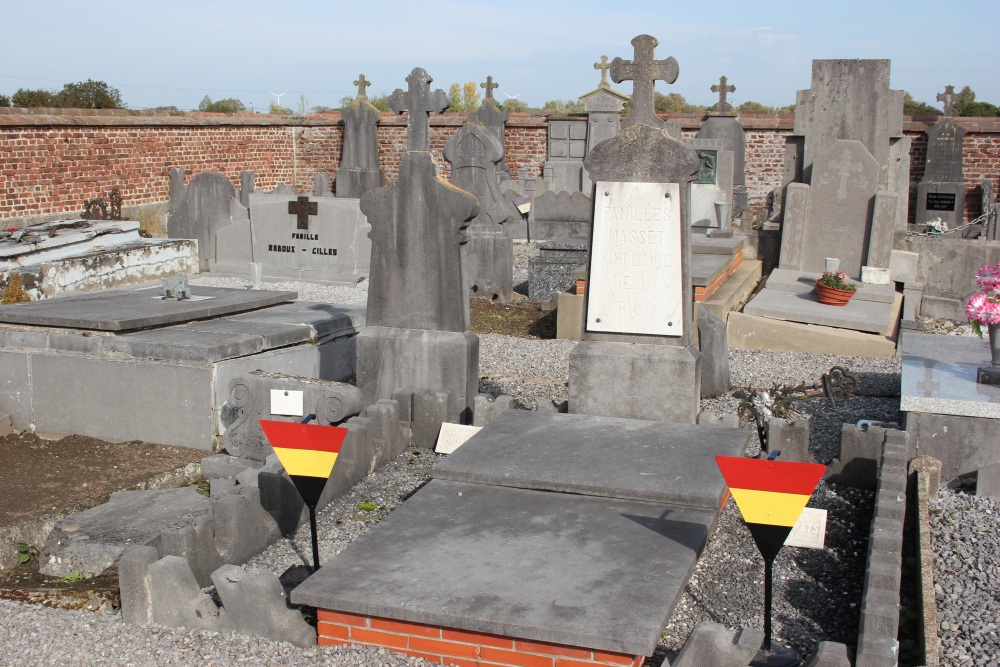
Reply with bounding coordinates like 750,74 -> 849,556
248,193 -> 371,284
586,181 -> 683,337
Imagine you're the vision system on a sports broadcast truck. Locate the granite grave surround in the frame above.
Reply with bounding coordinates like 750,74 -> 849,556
0,285 -> 364,449
900,332 -> 1000,480
291,410 -> 749,663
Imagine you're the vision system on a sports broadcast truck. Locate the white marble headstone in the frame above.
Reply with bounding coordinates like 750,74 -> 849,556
586,181 -> 683,337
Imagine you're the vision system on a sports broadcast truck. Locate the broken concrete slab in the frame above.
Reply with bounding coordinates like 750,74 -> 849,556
0,285 -> 297,332
291,478 -> 718,657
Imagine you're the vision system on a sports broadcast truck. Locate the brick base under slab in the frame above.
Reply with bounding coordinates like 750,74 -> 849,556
316,610 -> 646,667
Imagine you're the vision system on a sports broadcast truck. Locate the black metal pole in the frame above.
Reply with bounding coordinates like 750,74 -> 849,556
308,503 -> 320,571
763,555 -> 774,652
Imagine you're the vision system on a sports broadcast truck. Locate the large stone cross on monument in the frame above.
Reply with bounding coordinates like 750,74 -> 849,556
354,74 -> 371,99
711,75 -> 736,112
610,34 -> 679,129
480,76 -> 499,102
937,85 -> 955,117
388,67 -> 451,152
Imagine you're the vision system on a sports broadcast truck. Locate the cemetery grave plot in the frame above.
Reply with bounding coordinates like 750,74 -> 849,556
0,431 -> 204,610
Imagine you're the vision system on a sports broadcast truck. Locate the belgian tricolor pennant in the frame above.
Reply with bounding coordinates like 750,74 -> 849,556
260,419 -> 348,570
716,455 -> 825,659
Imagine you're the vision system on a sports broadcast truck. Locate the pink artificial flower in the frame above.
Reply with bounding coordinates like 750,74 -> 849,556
967,292 -> 1000,326
975,262 -> 1000,294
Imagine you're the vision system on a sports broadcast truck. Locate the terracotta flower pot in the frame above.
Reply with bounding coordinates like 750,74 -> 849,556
815,280 -> 855,306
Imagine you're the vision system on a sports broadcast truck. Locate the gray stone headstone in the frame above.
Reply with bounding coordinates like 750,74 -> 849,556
684,138 -> 734,228
543,120 -> 588,194
387,68 -> 450,152
697,115 -> 747,186
610,34 -> 678,130
337,75 -> 384,199
867,191 -> 899,269
915,117 -> 967,227
444,119 -> 514,302
314,173 -> 330,197
697,307 -> 730,398
168,170 -> 241,271
247,193 -> 371,283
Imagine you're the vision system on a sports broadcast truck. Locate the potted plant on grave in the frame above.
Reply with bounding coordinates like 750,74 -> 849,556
815,270 -> 857,306
966,261 -> 1000,369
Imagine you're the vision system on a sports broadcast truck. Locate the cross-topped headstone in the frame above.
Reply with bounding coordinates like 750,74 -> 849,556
480,76 -> 499,101
288,195 -> 318,230
710,75 -> 736,112
594,56 -> 611,89
354,74 -> 370,99
388,67 -> 451,152
610,34 -> 679,129
937,85 -> 955,117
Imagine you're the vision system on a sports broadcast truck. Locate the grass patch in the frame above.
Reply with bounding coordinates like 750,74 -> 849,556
469,299 -> 556,339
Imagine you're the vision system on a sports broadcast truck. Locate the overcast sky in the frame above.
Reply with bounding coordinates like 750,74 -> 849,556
3,0 -> 996,113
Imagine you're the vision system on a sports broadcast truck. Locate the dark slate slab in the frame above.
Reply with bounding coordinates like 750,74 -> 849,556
432,411 -> 746,508
291,479 -> 717,656
0,286 -> 297,332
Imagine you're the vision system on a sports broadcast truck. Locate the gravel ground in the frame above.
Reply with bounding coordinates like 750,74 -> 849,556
930,490 -> 1000,666
0,253 -> 963,665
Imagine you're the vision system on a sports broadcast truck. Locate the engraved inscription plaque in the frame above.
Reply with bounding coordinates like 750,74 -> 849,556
587,181 -> 683,336
926,191 -> 957,212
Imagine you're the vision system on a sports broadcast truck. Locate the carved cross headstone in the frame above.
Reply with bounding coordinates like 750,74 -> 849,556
594,56 -> 611,89
354,74 -> 371,99
288,195 -> 318,230
937,85 -> 955,117
610,34 -> 679,129
388,67 -> 451,152
480,76 -> 499,101
711,75 -> 736,112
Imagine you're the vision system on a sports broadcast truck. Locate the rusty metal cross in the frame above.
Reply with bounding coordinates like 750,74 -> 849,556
610,34 -> 679,129
711,75 -> 736,112
288,195 -> 318,230
388,67 -> 451,151
354,74 -> 370,99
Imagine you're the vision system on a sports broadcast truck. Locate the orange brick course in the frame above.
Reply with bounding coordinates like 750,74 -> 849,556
314,609 -> 645,667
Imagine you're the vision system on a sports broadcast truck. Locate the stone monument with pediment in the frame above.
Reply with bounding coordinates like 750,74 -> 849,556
568,34 -> 703,423
915,85 -> 967,229
336,75 -> 384,199
355,67 -> 480,429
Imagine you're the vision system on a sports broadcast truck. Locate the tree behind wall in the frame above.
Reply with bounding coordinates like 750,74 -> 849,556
446,82 -> 481,112
198,96 -> 247,113
12,80 -> 123,109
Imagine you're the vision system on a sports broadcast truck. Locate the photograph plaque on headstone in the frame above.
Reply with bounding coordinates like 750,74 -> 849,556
586,181 -> 682,337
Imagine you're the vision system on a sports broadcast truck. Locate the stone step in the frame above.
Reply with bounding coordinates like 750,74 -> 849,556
765,267 -> 896,304
727,310 -> 898,358
700,259 -> 763,321
743,287 -> 901,335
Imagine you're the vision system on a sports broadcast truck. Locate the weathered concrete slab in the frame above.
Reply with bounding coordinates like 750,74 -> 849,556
102,324 -> 308,363
764,268 -> 895,303
901,332 -> 1000,419
433,411 -> 747,508
691,253 -> 732,288
224,301 -> 365,338
691,233 -> 745,256
727,311 -> 897,358
291,478 -> 717,656
743,287 -> 895,334
0,286 -> 297,331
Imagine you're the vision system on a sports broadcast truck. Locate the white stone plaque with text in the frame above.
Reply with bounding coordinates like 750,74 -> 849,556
784,507 -> 828,549
434,423 -> 483,454
586,181 -> 683,336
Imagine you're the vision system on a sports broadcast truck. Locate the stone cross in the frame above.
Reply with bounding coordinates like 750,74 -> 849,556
388,67 -> 451,152
480,76 -> 498,101
711,75 -> 736,112
610,34 -> 679,128
829,150 -> 866,201
288,195 -> 318,230
354,74 -> 370,99
937,85 -> 955,117
594,56 -> 611,89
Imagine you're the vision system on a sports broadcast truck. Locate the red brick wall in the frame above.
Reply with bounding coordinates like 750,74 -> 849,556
1,108 -> 998,226
316,610 -> 645,667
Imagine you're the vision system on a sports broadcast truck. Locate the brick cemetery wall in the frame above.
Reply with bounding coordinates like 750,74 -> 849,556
1,108 -> 998,226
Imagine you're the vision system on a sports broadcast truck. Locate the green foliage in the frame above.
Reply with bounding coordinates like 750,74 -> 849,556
541,99 -> 585,114
817,271 -> 857,292
0,94 -> 10,107
311,106 -> 339,114
953,86 -> 1000,117
446,82 -> 481,112
654,92 -> 705,115
500,98 -> 528,113
12,88 -> 56,107
903,92 -> 940,117
56,570 -> 87,584
268,101 -> 293,115
736,101 -> 795,115
357,502 -> 378,512
17,543 -> 37,564
197,96 -> 247,113
56,79 -> 123,109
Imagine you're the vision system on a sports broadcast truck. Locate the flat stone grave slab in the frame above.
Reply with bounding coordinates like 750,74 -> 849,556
765,267 -> 895,304
0,285 -> 297,332
743,287 -> 895,334
434,411 -> 747,507
691,231 -> 745,256
691,252 -> 733,289
900,332 -> 1000,419
291,478 -> 719,656
0,219 -> 140,261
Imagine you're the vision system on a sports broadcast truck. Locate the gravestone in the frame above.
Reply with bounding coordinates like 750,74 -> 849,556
697,76 -> 747,187
684,138 -> 735,229
444,118 -> 514,302
569,34 -> 703,423
246,193 -> 371,284
336,75 -> 384,199
915,88 -> 967,228
168,170 -> 248,271
356,67 -> 480,426
580,56 -> 630,190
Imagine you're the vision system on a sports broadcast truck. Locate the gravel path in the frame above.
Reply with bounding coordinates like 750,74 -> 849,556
0,254 -> 959,665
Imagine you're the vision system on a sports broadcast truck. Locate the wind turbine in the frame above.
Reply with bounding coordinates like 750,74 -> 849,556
503,92 -> 521,100
270,91 -> 287,108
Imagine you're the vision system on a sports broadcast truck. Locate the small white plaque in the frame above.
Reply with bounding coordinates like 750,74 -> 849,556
586,181 -> 684,336
784,507 -> 828,549
435,423 -> 482,454
269,389 -> 304,417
